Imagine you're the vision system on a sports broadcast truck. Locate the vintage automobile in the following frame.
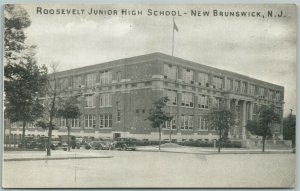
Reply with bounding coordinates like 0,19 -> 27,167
50,141 -> 68,151
85,141 -> 111,150
113,138 -> 136,151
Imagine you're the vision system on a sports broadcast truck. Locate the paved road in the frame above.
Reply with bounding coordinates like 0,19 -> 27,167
2,150 -> 295,188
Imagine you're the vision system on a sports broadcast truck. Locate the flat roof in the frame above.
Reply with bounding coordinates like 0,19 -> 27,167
52,52 -> 283,90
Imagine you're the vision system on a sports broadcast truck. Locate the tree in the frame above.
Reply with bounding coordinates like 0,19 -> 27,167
246,104 -> 280,152
205,106 -> 235,152
283,110 -> 296,149
56,96 -> 81,151
147,97 -> 173,150
4,5 -> 48,148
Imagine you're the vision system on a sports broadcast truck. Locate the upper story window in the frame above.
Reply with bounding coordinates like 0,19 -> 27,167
182,68 -> 194,84
234,80 -> 240,92
199,72 -> 209,87
99,70 -> 112,85
99,93 -> 112,107
164,90 -> 177,105
241,82 -> 247,93
58,78 -> 69,91
211,97 -> 220,109
86,73 -> 96,87
198,95 -> 209,109
258,87 -> 265,98
181,92 -> 194,107
226,78 -> 233,90
212,76 -> 223,89
164,63 -> 178,80
249,84 -> 255,95
72,76 -> 81,89
275,91 -> 281,101
116,71 -> 122,82
85,95 -> 95,108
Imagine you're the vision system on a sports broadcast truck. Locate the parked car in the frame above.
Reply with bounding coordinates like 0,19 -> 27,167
85,141 -> 111,150
114,138 -> 136,151
50,141 -> 68,151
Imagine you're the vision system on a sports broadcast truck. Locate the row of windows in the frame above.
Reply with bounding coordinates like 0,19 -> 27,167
164,63 -> 282,100
85,93 -> 112,108
163,115 -> 211,131
164,90 -> 218,109
55,113 -> 117,129
54,71 -> 114,90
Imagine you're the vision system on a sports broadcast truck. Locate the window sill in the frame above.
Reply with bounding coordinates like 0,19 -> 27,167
99,106 -> 112,108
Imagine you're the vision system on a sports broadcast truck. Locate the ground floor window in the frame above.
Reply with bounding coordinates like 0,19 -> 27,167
180,115 -> 193,130
198,116 -> 208,130
164,115 -> 177,129
100,113 -> 112,128
71,118 -> 80,128
85,115 -> 96,128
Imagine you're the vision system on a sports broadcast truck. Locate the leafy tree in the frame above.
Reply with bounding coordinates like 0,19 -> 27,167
147,96 -> 173,150
206,106 -> 235,152
246,104 -> 280,152
283,111 -> 296,148
4,4 -> 48,148
56,96 -> 81,151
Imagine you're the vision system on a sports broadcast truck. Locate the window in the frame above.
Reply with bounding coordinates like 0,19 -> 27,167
275,91 -> 281,101
164,115 -> 177,129
116,72 -> 121,82
226,78 -> 233,90
198,116 -> 208,130
212,76 -> 223,89
182,68 -> 194,84
249,84 -> 255,95
241,82 -> 247,93
71,118 -> 80,128
116,110 -> 121,122
164,63 -> 178,80
99,71 -> 112,85
212,97 -> 220,109
86,73 -> 96,87
85,95 -> 95,108
100,114 -> 112,128
234,80 -> 240,92
198,95 -> 209,109
258,87 -> 265,98
57,117 -> 66,127
58,78 -> 69,91
85,115 -> 96,128
180,115 -> 193,130
181,92 -> 194,107
99,93 -> 112,107
73,76 -> 81,89
164,90 -> 177,105
199,72 -> 209,87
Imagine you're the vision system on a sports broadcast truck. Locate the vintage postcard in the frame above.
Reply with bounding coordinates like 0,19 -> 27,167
2,4 -> 296,188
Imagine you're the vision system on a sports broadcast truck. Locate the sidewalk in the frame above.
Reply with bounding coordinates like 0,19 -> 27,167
136,145 -> 294,155
3,150 -> 114,162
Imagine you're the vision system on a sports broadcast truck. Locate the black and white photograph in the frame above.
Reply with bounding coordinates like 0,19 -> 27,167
2,3 -> 297,188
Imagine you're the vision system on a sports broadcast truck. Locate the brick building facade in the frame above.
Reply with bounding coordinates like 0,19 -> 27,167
7,52 -> 284,142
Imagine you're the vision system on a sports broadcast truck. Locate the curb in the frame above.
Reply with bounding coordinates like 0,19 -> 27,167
135,149 -> 294,155
4,155 -> 114,162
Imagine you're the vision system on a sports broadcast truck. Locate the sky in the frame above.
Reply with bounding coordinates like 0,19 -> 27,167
21,4 -> 297,116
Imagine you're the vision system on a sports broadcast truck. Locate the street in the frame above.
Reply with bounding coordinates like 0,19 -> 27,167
3,150 -> 295,188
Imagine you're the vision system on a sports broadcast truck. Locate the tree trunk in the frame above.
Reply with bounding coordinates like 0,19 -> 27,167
262,136 -> 265,152
67,119 -> 70,152
8,120 -> 11,148
47,124 -> 52,156
218,130 -> 222,153
158,126 -> 161,151
22,121 -> 26,149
